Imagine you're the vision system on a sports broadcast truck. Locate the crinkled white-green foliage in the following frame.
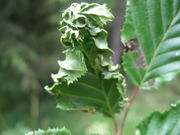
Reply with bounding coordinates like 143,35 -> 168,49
25,127 -> 71,135
45,3 -> 126,117
51,49 -> 87,85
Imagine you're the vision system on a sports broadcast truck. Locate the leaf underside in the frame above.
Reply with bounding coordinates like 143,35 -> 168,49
136,101 -> 180,135
45,3 -> 126,117
25,127 -> 71,135
122,0 -> 180,88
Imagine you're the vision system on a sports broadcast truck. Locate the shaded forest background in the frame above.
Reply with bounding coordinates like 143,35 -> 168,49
0,0 -> 179,135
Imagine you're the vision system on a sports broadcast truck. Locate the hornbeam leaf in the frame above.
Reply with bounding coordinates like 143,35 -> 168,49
51,49 -> 87,84
136,101 -> 180,135
46,72 -> 125,117
25,127 -> 71,135
121,1 -> 136,42
45,3 -> 126,116
121,0 -> 180,88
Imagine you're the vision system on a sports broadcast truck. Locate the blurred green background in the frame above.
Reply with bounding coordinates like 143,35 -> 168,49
0,0 -> 179,135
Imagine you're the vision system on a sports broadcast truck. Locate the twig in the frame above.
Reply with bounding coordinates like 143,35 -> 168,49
111,0 -> 126,64
112,115 -> 118,133
116,87 -> 141,135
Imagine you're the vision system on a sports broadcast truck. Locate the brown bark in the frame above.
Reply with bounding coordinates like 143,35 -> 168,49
111,0 -> 126,64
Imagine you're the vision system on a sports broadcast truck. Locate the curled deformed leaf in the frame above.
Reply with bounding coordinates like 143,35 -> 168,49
51,49 -> 87,84
45,3 -> 126,116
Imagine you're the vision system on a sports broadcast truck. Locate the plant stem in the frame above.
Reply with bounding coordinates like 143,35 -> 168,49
111,0 -> 126,64
116,87 -> 141,135
112,115 -> 118,133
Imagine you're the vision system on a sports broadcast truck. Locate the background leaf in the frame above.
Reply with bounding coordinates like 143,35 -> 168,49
121,0 -> 180,88
25,127 -> 71,135
136,101 -> 180,135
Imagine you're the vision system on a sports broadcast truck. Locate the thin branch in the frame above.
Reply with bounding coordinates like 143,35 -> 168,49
111,0 -> 126,64
116,87 -> 141,135
112,115 -> 118,133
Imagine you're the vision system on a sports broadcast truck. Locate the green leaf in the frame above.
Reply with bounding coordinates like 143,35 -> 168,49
46,72 -> 125,117
121,1 -> 136,42
51,49 -> 87,85
136,101 -> 180,135
45,3 -> 126,117
25,127 -> 71,135
122,0 -> 180,88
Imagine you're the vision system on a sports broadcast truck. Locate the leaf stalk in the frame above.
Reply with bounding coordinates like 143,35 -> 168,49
112,115 -> 118,133
116,87 -> 141,135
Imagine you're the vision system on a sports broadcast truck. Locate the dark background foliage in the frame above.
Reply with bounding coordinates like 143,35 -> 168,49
0,0 -> 179,135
